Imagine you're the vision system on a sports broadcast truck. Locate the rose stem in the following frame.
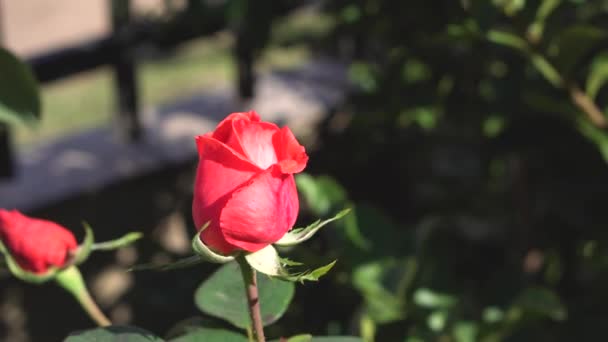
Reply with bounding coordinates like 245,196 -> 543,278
55,266 -> 112,327
236,256 -> 266,342
74,286 -> 112,327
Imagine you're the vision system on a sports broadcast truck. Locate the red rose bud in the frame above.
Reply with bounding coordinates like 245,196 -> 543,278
0,210 -> 78,274
192,111 -> 308,255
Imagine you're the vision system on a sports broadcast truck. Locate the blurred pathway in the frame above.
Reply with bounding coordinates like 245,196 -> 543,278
0,58 -> 348,210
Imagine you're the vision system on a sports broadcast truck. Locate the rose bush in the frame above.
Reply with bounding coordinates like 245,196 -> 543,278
0,209 -> 77,274
192,111 -> 308,255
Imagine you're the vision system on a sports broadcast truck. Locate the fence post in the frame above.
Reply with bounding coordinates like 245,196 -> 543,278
234,0 -> 273,100
111,0 -> 141,141
0,124 -> 13,179
0,0 -> 14,178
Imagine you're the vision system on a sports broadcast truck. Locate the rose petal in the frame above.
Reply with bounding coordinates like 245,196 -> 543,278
220,166 -> 299,252
193,136 -> 262,253
273,126 -> 308,173
210,112 -> 256,156
232,119 -> 280,169
0,210 -> 77,274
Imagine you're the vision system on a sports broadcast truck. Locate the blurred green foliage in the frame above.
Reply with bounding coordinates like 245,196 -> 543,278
9,1 -> 608,341
0,48 -> 41,127
292,0 -> 608,341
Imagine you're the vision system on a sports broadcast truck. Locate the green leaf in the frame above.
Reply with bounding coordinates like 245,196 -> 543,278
485,29 -> 564,87
169,327 -> 247,342
275,208 -> 351,246
486,29 -> 528,52
64,326 -> 163,341
164,316 -> 250,341
549,25 -> 608,75
192,222 -> 236,264
352,258 -> 416,323
303,338 -> 363,342
277,335 -> 312,342
514,287 -> 567,321
586,53 -> 608,99
296,174 -> 348,216
194,262 -> 295,329
452,321 -> 478,342
0,48 -> 41,126
339,204 -> 414,261
578,119 -> 608,162
427,310 -> 448,332
269,337 -> 363,342
482,306 -> 505,323
530,53 -> 564,87
245,245 -> 336,282
413,288 -> 457,309
91,232 -> 143,251
348,62 -> 378,93
527,0 -> 562,42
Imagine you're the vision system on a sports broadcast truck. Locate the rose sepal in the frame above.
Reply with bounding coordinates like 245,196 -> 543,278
71,222 -> 94,266
244,244 -> 336,283
72,223 -> 142,266
129,222 -> 234,272
191,222 -> 236,263
275,208 -> 351,247
90,231 -> 143,252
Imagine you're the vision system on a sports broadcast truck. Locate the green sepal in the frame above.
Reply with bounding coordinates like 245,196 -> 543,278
74,223 -> 142,265
286,260 -> 337,283
91,232 -> 143,251
72,222 -> 95,266
244,245 -> 336,283
192,222 -> 236,264
245,244 -> 284,276
275,208 -> 351,247
129,222 -> 234,272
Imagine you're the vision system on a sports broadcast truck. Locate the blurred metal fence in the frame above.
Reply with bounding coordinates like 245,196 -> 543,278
0,0 -> 288,178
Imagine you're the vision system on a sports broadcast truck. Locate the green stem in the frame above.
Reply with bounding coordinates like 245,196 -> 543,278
246,326 -> 255,342
55,266 -> 111,327
236,256 -> 266,342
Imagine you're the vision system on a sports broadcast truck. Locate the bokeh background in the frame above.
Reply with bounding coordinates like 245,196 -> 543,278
3,0 -> 608,341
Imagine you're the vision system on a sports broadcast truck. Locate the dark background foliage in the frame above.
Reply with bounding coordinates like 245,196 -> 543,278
303,0 -> 608,340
